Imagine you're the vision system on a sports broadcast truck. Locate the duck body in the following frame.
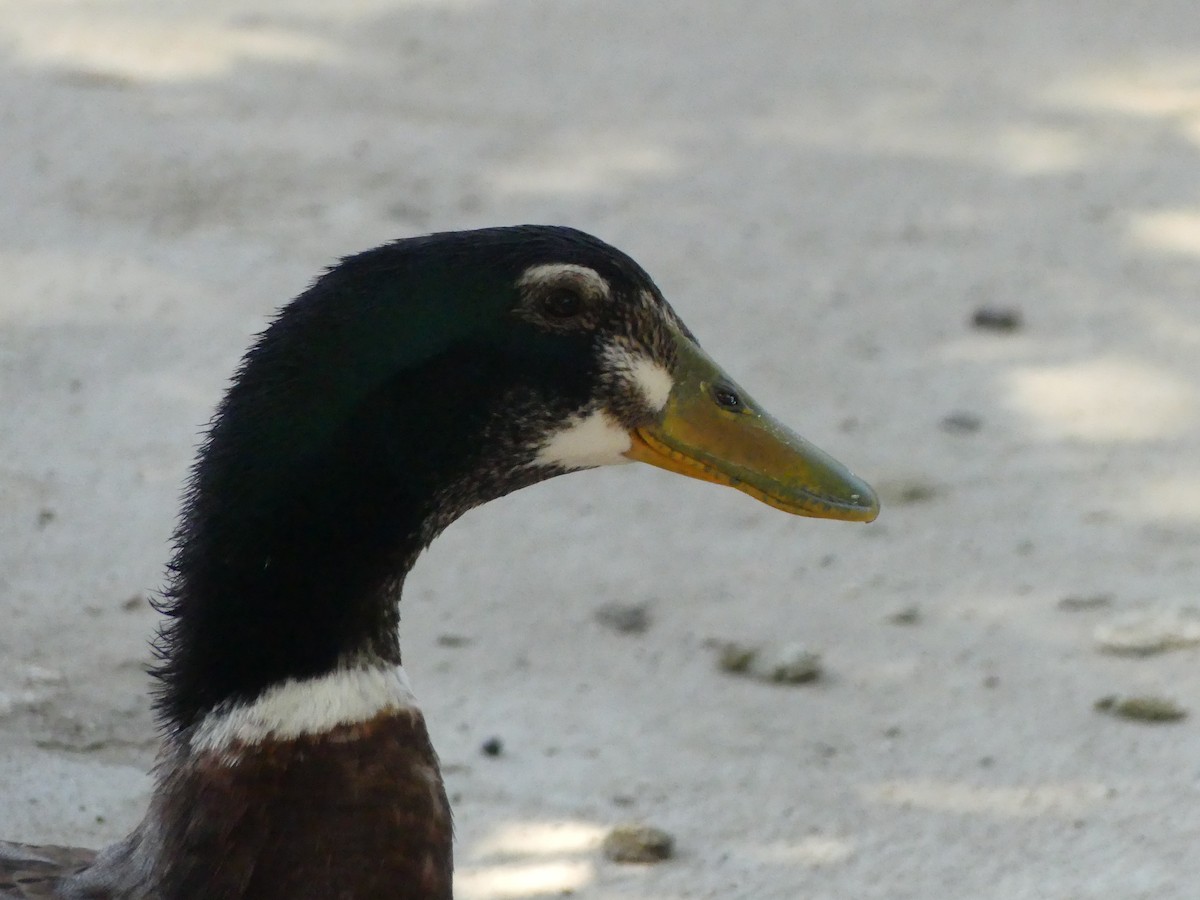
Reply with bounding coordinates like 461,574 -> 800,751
0,226 -> 877,899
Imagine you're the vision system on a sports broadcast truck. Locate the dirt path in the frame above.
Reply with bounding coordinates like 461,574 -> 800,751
2,2 -> 1198,897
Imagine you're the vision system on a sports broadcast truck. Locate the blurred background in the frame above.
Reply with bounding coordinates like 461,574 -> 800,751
1,2 -> 1198,897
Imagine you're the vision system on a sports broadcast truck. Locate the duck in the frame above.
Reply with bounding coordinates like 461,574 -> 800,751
0,225 -> 878,899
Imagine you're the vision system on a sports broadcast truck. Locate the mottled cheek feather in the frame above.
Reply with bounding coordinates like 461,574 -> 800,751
535,409 -> 633,470
604,342 -> 674,411
517,262 -> 611,297
189,665 -> 420,754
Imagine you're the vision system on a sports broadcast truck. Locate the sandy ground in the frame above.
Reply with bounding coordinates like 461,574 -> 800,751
2,1 -> 1199,897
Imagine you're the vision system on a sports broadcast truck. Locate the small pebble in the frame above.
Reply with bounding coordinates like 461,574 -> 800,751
480,737 -> 504,757
436,633 -> 472,648
762,644 -> 822,684
716,642 -> 822,685
971,307 -> 1023,332
717,642 -> 756,674
1058,593 -> 1113,611
1095,695 -> 1187,723
36,508 -> 56,529
1094,606 -> 1200,656
888,605 -> 921,626
602,824 -> 675,864
594,602 -> 651,635
121,593 -> 146,612
940,412 -> 983,434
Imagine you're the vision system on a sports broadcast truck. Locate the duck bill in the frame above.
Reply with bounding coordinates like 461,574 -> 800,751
624,329 -> 879,522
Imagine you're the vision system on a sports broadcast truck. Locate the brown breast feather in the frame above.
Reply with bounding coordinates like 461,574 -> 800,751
152,708 -> 454,899
7,708 -> 453,899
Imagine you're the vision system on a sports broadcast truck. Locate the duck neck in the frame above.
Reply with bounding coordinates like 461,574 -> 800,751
152,335 -> 549,735
156,440 -> 436,735
152,338 -> 505,735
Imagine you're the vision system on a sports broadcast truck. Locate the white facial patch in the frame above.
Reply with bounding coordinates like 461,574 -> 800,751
535,408 -> 633,470
603,343 -> 674,411
518,262 -> 611,299
189,664 -> 420,755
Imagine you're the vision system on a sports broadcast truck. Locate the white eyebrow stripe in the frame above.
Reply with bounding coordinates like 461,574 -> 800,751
518,263 -> 611,298
603,343 -> 674,412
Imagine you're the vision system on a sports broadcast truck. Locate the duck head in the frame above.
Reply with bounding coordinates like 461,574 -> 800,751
157,225 -> 877,732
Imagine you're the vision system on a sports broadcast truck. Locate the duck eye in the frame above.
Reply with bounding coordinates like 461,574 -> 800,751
541,288 -> 583,319
711,383 -> 744,411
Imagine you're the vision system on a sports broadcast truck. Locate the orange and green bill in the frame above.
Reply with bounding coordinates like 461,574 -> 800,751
624,326 -> 879,523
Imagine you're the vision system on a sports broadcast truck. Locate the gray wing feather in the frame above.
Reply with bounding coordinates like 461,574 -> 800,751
0,842 -> 96,899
